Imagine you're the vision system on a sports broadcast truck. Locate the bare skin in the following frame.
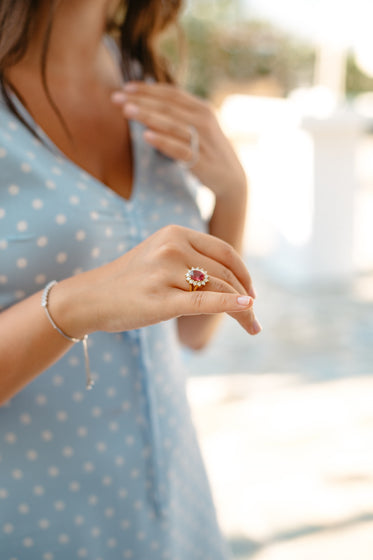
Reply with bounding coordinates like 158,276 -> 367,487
0,0 -> 261,405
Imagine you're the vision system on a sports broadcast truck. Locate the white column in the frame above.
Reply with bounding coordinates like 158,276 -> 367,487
301,112 -> 362,283
314,44 -> 348,104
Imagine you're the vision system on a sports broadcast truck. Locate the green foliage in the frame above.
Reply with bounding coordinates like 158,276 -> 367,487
346,52 -> 373,98
161,17 -> 315,98
161,13 -> 373,100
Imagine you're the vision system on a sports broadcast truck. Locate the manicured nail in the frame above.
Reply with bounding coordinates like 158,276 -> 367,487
124,83 -> 138,92
144,130 -> 157,142
111,91 -> 126,104
237,296 -> 253,307
252,319 -> 263,334
124,103 -> 139,116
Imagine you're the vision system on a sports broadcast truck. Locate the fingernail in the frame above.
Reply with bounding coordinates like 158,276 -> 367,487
237,296 -> 253,307
144,130 -> 157,142
111,91 -> 126,104
252,319 -> 263,334
124,103 -> 139,116
124,83 -> 138,92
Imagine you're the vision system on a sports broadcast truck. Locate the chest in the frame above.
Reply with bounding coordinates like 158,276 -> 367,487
14,80 -> 134,200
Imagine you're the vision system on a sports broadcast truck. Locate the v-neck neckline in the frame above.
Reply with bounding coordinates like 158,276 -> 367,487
7,89 -> 141,206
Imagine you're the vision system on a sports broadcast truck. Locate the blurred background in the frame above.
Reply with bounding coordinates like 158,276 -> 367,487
170,1 -> 373,559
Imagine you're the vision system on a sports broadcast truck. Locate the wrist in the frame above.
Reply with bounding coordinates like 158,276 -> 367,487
47,273 -> 98,339
214,175 -> 248,205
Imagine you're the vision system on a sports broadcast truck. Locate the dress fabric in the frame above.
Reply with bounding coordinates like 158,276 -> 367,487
0,94 -> 231,560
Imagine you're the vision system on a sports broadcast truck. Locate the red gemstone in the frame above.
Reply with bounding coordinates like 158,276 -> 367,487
190,269 -> 205,282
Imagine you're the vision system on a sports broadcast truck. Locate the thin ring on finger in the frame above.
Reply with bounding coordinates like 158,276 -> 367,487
179,125 -> 199,169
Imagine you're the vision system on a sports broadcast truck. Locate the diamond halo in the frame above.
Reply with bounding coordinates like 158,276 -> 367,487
185,267 -> 209,291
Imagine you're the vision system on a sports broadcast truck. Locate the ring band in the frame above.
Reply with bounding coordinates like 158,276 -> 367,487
185,267 -> 209,291
180,125 -> 199,169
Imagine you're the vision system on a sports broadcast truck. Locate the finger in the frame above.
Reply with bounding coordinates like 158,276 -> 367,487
181,273 -> 248,299
144,129 -> 195,165
152,225 -> 256,299
185,229 -> 256,299
229,306 -> 263,336
112,90 -> 193,127
184,258 -> 249,299
123,102 -> 191,144
176,288 -> 252,315
180,275 -> 261,336
122,82 -> 201,112
175,289 -> 261,335
118,102 -> 200,167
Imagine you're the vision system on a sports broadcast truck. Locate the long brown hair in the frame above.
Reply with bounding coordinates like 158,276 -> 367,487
0,0 -> 183,140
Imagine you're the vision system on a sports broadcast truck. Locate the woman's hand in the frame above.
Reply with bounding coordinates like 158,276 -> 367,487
53,225 -> 261,339
111,82 -> 247,200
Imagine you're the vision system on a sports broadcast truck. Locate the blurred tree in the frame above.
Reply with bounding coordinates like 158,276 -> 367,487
161,16 -> 315,99
346,52 -> 373,98
160,5 -> 373,102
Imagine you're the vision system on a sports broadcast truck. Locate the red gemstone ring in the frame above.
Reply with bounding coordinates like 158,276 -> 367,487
185,267 -> 209,291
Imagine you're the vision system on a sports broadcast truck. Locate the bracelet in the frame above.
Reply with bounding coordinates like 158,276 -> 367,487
41,280 -> 94,390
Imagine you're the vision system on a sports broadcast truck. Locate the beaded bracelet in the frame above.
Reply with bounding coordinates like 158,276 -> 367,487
41,280 -> 94,390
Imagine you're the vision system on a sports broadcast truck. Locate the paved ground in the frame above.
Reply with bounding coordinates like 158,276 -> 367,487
184,262 -> 373,560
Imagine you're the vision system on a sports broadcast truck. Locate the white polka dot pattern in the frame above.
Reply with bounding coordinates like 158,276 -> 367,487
0,87 -> 229,560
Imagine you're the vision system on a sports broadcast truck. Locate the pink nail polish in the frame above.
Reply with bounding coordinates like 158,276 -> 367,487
111,91 -> 126,104
237,296 -> 252,306
144,130 -> 157,142
124,83 -> 138,92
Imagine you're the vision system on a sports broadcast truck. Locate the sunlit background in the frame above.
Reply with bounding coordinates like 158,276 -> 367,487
171,1 -> 373,559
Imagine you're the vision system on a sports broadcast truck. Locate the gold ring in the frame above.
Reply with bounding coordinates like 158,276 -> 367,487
185,267 -> 209,291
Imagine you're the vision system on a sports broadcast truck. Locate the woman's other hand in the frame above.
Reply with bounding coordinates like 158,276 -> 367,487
111,82 -> 247,200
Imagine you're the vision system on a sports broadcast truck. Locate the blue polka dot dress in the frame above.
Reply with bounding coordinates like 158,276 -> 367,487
0,91 -> 231,560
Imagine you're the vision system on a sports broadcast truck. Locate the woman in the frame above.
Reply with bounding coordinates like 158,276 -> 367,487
0,1 -> 261,558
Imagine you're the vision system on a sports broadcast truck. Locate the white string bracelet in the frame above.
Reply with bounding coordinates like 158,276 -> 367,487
41,280 -> 94,390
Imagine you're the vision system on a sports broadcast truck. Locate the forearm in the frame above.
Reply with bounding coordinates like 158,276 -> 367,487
0,272 -> 96,405
0,290 -> 73,405
209,177 -> 248,251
